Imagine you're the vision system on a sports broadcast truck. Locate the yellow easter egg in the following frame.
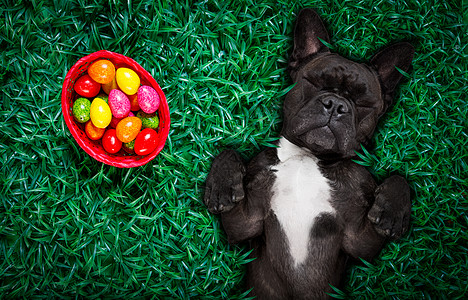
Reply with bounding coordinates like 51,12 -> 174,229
116,68 -> 140,95
90,97 -> 112,128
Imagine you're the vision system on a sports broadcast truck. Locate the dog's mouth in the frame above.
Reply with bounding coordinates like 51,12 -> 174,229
299,125 -> 337,152
283,92 -> 361,158
290,115 -> 358,158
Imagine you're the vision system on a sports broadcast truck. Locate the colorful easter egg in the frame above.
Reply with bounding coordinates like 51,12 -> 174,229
74,74 -> 100,98
97,93 -> 109,104
110,113 -> 133,128
123,139 -> 135,154
72,97 -> 91,123
102,129 -> 122,154
108,89 -> 131,118
116,68 -> 140,95
128,93 -> 140,111
109,116 -> 122,128
85,120 -> 105,140
137,111 -> 159,129
90,97 -> 112,128
88,59 -> 115,84
137,85 -> 160,114
102,76 -> 118,94
134,128 -> 158,155
116,117 -> 142,143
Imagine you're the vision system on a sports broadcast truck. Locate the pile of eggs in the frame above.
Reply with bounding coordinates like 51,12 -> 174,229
72,59 -> 160,156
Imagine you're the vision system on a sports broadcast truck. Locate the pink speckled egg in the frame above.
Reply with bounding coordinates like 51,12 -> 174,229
109,89 -> 131,118
137,85 -> 160,114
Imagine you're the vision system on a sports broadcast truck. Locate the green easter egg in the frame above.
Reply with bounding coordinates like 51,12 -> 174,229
137,111 -> 159,129
72,97 -> 91,123
123,139 -> 135,153
97,93 -> 109,104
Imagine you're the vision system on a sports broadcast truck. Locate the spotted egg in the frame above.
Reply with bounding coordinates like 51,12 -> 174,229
123,139 -> 135,154
137,85 -> 160,114
85,120 -> 106,140
97,93 -> 109,104
72,97 -> 91,123
137,111 -> 159,129
108,89 -> 131,118
116,116 -> 142,143
88,59 -> 115,84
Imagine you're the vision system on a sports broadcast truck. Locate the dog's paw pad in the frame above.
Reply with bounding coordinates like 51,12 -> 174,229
204,150 -> 246,214
368,176 -> 411,240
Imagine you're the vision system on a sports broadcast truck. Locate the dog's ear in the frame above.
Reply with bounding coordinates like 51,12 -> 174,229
370,42 -> 414,95
289,8 -> 330,70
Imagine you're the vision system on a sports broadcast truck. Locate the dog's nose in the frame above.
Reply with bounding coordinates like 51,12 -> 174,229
320,96 -> 349,115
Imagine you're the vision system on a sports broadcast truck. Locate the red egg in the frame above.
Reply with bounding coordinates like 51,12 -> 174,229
134,128 -> 158,155
74,74 -> 100,98
102,129 -> 122,154
109,116 -> 123,128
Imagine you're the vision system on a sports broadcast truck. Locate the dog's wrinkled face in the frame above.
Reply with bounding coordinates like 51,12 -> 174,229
283,54 -> 383,158
282,9 -> 414,160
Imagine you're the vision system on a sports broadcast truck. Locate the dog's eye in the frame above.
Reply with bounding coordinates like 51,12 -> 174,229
323,87 -> 339,93
335,88 -> 351,98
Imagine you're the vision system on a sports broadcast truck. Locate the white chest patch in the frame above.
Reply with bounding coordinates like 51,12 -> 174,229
271,137 -> 334,267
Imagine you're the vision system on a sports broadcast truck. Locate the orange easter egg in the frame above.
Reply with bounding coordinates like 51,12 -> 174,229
88,59 -> 115,84
116,116 -> 142,143
85,120 -> 105,140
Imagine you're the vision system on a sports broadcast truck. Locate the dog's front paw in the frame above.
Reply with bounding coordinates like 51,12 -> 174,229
204,150 -> 246,214
368,175 -> 411,240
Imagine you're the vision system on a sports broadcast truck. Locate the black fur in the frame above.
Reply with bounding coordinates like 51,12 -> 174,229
204,8 -> 413,299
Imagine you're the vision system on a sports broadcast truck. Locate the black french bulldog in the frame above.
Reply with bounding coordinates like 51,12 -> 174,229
204,8 -> 413,299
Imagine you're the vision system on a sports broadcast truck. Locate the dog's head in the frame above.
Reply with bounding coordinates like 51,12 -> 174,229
282,8 -> 414,160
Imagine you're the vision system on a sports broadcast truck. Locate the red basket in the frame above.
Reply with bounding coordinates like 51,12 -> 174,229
61,50 -> 170,168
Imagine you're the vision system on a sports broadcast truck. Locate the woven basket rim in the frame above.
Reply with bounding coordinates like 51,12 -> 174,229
61,50 -> 170,168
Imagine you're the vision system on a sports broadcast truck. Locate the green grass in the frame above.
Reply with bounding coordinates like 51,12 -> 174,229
0,0 -> 466,299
